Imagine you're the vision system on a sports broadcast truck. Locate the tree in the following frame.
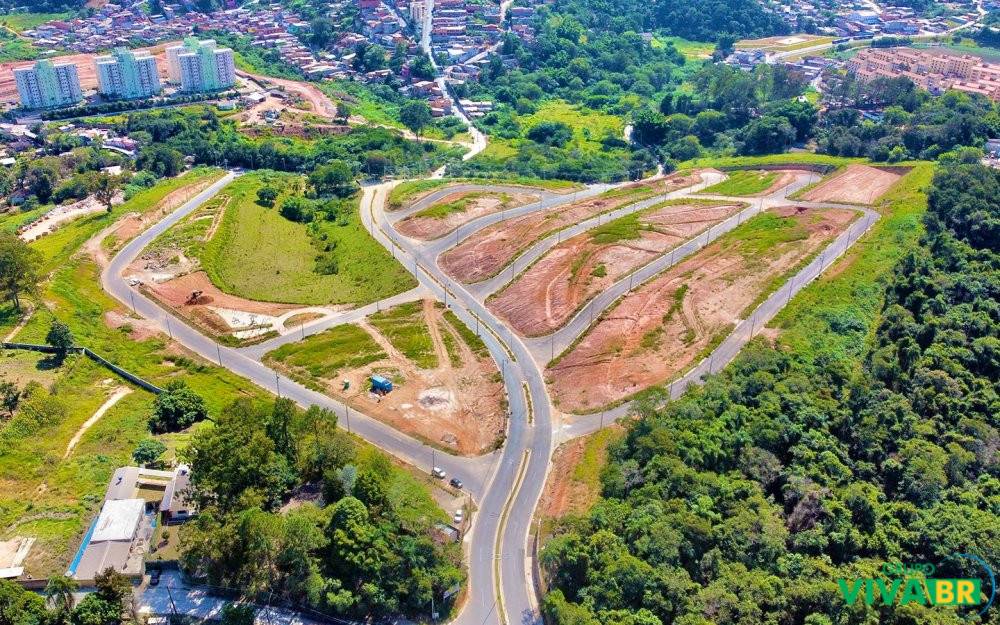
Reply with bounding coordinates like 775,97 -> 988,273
69,595 -> 119,625
310,17 -> 336,48
149,379 -> 208,434
527,121 -> 573,147
26,159 -> 60,203
132,438 -> 167,465
137,144 -> 184,178
94,567 -> 131,609
0,233 -> 41,311
308,162 -> 356,198
738,116 -> 796,155
45,575 -> 78,622
87,173 -> 120,213
0,381 -> 19,417
335,101 -> 352,123
257,186 -> 279,207
0,579 -> 47,625
220,604 -> 256,625
46,320 -> 74,357
400,100 -> 432,139
279,196 -> 311,223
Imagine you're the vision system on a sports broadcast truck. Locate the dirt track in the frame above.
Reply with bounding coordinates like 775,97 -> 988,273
488,202 -> 742,336
801,164 -> 907,204
546,205 -> 858,412
396,189 -> 538,240
439,174 -> 701,283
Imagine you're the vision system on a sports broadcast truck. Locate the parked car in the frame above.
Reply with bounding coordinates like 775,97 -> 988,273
432,467 -> 446,479
449,477 -> 463,489
149,569 -> 161,586
454,509 -> 463,524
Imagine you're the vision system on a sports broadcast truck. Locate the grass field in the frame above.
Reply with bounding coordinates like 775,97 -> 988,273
655,36 -> 714,60
265,324 -> 386,379
31,168 -> 224,273
201,174 -> 415,305
771,162 -> 933,359
369,301 -> 438,369
701,170 -> 778,196
0,204 -> 51,234
1,13 -> 69,32
519,100 -> 624,151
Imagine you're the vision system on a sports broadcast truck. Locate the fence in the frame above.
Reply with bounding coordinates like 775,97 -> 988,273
1,342 -> 163,394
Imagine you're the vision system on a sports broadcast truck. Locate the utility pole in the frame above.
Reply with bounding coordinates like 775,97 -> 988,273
129,290 -> 136,314
216,343 -> 222,366
275,371 -> 281,397
345,404 -> 351,433
165,315 -> 172,340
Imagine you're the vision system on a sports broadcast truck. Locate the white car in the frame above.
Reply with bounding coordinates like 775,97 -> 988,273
453,509 -> 463,524
432,467 -> 446,479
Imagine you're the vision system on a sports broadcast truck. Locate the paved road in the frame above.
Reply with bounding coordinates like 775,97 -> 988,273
100,172 -> 495,501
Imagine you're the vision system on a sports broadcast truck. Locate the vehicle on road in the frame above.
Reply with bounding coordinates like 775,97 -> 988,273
432,467 -> 446,478
450,477 -> 463,489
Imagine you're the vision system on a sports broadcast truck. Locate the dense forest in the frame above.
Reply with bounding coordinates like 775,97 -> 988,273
180,398 -> 464,619
539,163 -> 1000,625
540,0 -> 787,41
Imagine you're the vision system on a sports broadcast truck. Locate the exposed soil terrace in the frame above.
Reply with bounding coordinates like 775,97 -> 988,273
438,173 -> 703,283
395,190 -> 539,240
488,201 -> 743,336
545,205 -> 859,412
800,164 -> 908,204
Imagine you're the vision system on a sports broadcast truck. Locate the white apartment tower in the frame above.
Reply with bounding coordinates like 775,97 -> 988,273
95,47 -> 162,100
14,60 -> 83,109
165,38 -> 236,92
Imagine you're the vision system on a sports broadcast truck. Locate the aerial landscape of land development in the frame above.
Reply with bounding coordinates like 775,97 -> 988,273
2,0 -> 1000,622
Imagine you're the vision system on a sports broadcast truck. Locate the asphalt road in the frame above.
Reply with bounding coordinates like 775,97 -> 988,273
100,172 -> 495,500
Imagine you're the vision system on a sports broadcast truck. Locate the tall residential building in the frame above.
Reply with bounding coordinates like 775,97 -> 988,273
14,60 -> 83,109
95,47 -> 162,100
165,38 -> 236,92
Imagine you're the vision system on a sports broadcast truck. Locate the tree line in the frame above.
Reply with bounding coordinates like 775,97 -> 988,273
539,162 -> 1000,625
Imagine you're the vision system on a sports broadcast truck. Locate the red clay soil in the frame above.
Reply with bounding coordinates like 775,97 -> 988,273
488,202 -> 743,336
546,205 -> 859,413
439,173 -> 702,283
800,164 -> 906,204
395,190 -> 539,240
147,271 -> 297,316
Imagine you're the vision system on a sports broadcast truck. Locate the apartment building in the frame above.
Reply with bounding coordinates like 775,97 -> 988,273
166,37 -> 235,92
94,47 -> 162,99
847,48 -> 1000,100
14,59 -> 83,109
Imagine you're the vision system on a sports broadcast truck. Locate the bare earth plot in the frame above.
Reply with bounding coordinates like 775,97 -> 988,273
396,190 -> 539,240
488,201 -> 743,336
265,300 -> 505,455
439,173 -> 703,283
800,164 -> 909,204
546,205 -> 859,413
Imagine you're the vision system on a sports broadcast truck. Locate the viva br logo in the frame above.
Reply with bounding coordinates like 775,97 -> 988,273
838,555 -> 995,618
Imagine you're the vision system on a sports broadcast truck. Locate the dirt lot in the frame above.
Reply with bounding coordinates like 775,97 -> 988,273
395,190 -> 539,240
238,70 -> 339,118
0,42 -> 175,102
488,201 -> 743,336
439,173 -> 703,283
536,427 -> 620,522
274,300 -> 506,455
546,205 -> 859,413
800,164 -> 908,204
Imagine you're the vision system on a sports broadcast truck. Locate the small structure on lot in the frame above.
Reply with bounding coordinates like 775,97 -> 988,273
370,374 -> 393,394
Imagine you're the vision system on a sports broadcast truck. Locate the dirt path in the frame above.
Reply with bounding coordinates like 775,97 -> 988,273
63,388 -> 133,459
3,303 -> 33,342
